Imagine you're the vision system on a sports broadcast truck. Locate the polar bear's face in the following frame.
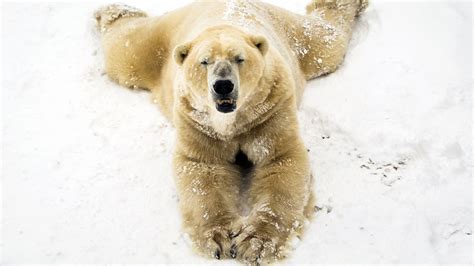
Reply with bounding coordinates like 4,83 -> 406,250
174,27 -> 268,115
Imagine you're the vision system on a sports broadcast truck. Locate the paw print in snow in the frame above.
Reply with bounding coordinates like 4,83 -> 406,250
360,157 -> 408,187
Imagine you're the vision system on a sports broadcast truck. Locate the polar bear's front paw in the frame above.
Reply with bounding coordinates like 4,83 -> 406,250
231,222 -> 286,264
94,4 -> 147,32
198,226 -> 235,260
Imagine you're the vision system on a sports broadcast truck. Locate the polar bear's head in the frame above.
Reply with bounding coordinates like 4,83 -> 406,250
173,26 -> 268,115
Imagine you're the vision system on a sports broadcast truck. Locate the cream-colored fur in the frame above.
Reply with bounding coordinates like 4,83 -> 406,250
95,0 -> 367,264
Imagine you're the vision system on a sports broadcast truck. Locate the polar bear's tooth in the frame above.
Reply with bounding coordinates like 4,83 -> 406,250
216,98 -> 234,105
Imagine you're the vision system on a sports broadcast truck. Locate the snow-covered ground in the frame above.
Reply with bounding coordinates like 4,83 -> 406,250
2,0 -> 472,264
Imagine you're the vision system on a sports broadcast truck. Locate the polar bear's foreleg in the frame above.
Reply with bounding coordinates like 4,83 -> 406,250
173,153 -> 243,260
232,145 -> 312,264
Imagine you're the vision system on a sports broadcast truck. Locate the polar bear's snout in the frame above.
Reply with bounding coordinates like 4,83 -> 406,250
209,60 -> 239,113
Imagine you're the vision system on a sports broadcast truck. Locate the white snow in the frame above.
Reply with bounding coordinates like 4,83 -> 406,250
1,0 -> 472,264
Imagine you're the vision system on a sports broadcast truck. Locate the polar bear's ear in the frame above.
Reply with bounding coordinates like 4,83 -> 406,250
173,43 -> 191,65
250,35 -> 268,56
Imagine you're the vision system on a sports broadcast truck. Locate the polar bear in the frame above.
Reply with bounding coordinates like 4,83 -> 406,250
95,0 -> 367,264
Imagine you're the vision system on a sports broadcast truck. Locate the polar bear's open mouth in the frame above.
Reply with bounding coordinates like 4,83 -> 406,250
215,98 -> 236,113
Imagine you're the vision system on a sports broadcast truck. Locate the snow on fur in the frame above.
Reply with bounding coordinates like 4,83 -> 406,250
2,1 -> 471,264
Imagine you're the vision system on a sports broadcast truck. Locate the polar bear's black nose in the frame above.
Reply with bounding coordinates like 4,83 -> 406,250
213,80 -> 234,95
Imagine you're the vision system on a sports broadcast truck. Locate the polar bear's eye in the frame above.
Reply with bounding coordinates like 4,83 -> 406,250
235,56 -> 245,64
200,59 -> 209,66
